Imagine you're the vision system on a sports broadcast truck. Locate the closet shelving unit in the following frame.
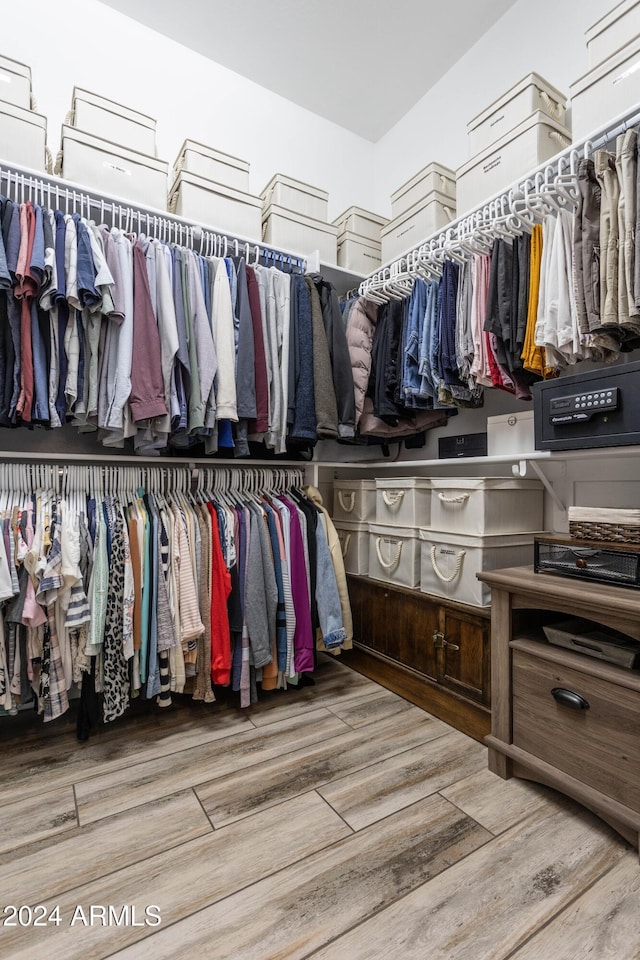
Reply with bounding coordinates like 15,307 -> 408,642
328,100 -> 640,742
0,157 -> 364,475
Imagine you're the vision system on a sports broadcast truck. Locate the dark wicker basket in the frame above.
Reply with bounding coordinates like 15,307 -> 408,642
569,520 -> 640,544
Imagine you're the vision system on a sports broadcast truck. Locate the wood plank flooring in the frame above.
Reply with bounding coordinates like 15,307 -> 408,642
0,654 -> 636,960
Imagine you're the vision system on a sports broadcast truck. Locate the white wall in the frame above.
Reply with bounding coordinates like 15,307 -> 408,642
373,0 -> 619,214
2,0 -> 377,220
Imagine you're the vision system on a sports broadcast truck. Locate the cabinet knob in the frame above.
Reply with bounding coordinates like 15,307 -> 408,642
551,687 -> 590,710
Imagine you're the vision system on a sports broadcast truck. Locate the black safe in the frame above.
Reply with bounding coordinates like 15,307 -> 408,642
533,360 -> 640,451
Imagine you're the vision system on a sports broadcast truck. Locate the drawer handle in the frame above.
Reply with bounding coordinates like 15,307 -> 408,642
430,545 -> 466,583
551,687 -> 590,711
340,532 -> 351,558
382,489 -> 405,508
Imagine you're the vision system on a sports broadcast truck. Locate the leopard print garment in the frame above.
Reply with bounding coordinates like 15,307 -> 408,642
102,505 -> 130,723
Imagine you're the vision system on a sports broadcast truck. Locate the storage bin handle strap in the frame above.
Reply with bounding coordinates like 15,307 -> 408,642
337,490 -> 356,514
430,545 -> 466,583
382,489 -> 405,508
549,129 -> 571,149
539,90 -> 565,121
340,533 -> 351,558
437,492 -> 470,505
376,537 -> 402,571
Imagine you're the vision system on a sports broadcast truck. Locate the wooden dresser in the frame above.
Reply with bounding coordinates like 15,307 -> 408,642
479,565 -> 640,851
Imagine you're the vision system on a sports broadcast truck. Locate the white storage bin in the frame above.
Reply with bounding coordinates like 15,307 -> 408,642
0,101 -> 46,170
369,524 -> 420,588
173,139 -> 250,192
332,206 -> 388,243
456,112 -> 571,215
70,88 -> 157,155
586,0 -> 640,67
169,170 -> 262,239
467,73 -> 567,155
429,477 -> 543,536
335,520 -> 369,576
57,126 -> 168,209
260,174 -> 328,221
391,162 -> 456,219
375,477 -> 431,528
380,191 -> 455,263
0,55 -> 32,110
487,410 -> 535,457
337,230 -> 382,273
333,479 -> 376,522
262,202 -> 337,263
570,35 -> 640,141
419,530 -> 536,606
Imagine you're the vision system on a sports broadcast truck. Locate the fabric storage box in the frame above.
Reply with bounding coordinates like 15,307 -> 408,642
419,530 -> 536,606
381,191 -> 455,263
57,125 -> 168,208
467,73 -> 567,155
375,477 -> 431,528
172,139 -> 250,192
337,231 -> 382,273
332,206 -> 388,243
169,169 -> 262,238
260,174 -> 328,221
0,55 -> 32,109
586,0 -> 640,67
429,477 -> 543,536
570,35 -> 640,141
369,524 -> 420,588
487,410 -> 535,456
262,203 -> 337,262
0,101 -> 46,169
333,479 -> 376,522
69,88 -> 157,155
456,111 -> 571,214
335,520 -> 369,575
390,162 -> 456,219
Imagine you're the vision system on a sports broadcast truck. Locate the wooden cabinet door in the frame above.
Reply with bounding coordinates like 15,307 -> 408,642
438,608 -> 490,706
387,588 -> 440,683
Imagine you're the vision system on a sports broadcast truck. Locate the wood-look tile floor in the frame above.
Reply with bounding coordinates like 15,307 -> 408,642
0,654 -> 638,959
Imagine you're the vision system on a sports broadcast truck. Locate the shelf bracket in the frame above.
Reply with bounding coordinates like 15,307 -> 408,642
513,459 -> 566,514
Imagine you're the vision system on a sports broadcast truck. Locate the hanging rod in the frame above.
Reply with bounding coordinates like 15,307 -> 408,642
361,100 -> 640,295
0,159 -> 307,272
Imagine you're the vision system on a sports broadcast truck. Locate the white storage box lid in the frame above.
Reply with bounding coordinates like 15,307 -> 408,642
0,100 -> 46,170
585,0 -> 640,66
391,162 -> 456,211
333,206 -> 388,239
334,519 -> 370,532
374,477 -> 431,491
262,201 -> 338,260
337,229 -> 381,251
0,55 -> 32,109
173,139 -> 249,184
57,124 -> 168,207
467,73 -> 567,135
486,409 -> 535,456
429,477 -> 543,537
168,169 -> 262,236
70,87 -> 157,154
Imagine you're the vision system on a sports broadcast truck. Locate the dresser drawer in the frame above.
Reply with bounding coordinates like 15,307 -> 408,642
512,647 -> 640,812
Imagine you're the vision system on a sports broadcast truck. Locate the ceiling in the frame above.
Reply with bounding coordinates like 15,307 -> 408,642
98,0 -> 516,141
